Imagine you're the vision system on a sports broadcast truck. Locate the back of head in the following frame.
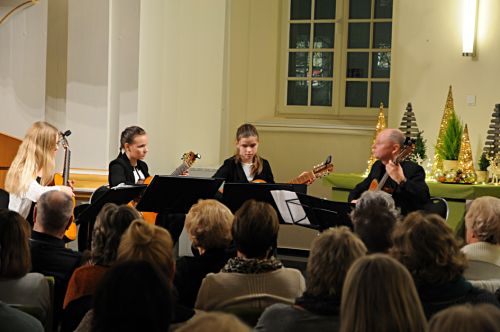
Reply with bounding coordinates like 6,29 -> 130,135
5,121 -> 59,194
232,200 -> 279,259
351,191 -> 399,253
429,304 -> 500,332
176,312 -> 250,332
390,211 -> 466,286
384,128 -> 405,147
0,209 -> 31,278
340,254 -> 427,332
306,227 -> 366,297
117,220 -> 174,281
465,196 -> 500,244
35,190 -> 73,236
91,260 -> 172,332
91,204 -> 142,265
185,199 -> 234,250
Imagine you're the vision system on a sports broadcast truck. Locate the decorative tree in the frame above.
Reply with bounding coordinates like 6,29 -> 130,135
365,103 -> 386,174
436,111 -> 463,161
399,102 -> 420,139
483,103 -> 500,157
432,86 -> 457,175
457,124 -> 476,183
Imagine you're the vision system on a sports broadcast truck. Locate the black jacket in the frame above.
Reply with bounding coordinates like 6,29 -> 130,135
213,156 -> 275,183
348,160 -> 430,215
108,153 -> 150,187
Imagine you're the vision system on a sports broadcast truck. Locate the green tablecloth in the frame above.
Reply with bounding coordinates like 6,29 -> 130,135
322,173 -> 500,231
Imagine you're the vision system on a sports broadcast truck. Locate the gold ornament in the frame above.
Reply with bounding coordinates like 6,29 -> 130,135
365,102 -> 386,174
432,86 -> 455,176
458,124 -> 476,175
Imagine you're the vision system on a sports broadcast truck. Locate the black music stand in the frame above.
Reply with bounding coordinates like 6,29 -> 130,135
272,191 -> 354,231
75,185 -> 147,224
222,182 -> 307,224
135,176 -> 224,214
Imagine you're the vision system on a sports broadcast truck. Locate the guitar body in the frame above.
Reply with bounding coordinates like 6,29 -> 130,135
54,172 -> 78,241
137,176 -> 157,225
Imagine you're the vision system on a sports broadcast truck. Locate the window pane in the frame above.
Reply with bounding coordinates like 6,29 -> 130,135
373,22 -> 392,49
372,52 -> 390,78
291,0 -> 312,20
347,52 -> 368,78
374,0 -> 393,18
348,23 -> 370,49
312,81 -> 333,106
371,82 -> 389,107
346,81 -> 368,107
289,24 -> 311,49
315,0 -> 336,19
287,81 -> 309,105
313,52 -> 333,77
349,0 -> 371,19
314,23 -> 334,48
289,52 -> 310,77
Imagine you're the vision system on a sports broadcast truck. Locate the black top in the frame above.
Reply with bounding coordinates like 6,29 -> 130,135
173,247 -> 235,308
108,153 -> 150,187
29,231 -> 82,323
213,156 -> 275,184
348,160 -> 430,215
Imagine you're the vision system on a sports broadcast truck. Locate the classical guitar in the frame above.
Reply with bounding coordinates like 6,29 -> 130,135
252,155 -> 334,185
53,130 -> 78,241
368,138 -> 416,193
138,151 -> 201,224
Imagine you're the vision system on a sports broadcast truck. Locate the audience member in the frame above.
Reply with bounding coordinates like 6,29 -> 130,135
340,254 -> 427,332
174,199 -> 235,308
428,303 -> 500,332
195,200 -> 305,311
0,209 -> 50,323
350,190 -> 399,253
0,301 -> 44,332
75,261 -> 172,332
256,227 -> 367,332
390,211 -> 500,319
461,196 -> 500,286
117,220 -> 195,325
176,312 -> 250,332
29,190 -> 82,324
61,204 -> 141,331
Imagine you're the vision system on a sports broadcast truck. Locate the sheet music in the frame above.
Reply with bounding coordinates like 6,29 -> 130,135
271,190 -> 311,225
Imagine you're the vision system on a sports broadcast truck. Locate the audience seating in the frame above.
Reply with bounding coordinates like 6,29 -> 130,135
422,197 -> 449,220
0,188 -> 8,208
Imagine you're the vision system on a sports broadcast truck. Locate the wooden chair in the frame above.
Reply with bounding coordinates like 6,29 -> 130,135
0,132 -> 21,189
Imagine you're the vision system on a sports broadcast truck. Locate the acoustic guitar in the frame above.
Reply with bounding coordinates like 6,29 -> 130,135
137,151 -> 201,224
53,130 -> 78,241
368,138 -> 416,193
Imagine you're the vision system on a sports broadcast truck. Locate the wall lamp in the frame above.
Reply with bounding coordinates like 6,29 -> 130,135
462,0 -> 478,56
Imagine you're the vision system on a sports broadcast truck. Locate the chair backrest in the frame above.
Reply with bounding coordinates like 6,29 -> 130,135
422,197 -> 449,220
45,276 -> 55,332
0,188 -> 9,209
215,293 -> 294,327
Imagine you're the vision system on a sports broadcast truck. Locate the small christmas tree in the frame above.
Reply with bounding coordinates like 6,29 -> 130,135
399,102 -> 420,139
483,103 -> 500,157
432,86 -> 456,175
365,103 -> 386,174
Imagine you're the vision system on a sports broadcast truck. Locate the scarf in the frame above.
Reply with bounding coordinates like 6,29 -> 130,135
221,256 -> 283,274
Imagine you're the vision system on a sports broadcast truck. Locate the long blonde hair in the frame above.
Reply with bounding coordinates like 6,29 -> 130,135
233,123 -> 263,175
5,121 -> 59,195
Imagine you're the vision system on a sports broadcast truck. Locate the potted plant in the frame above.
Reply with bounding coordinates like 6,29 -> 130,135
436,112 -> 463,171
476,152 -> 490,183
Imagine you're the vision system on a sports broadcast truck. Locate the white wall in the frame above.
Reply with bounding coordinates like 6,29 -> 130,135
0,0 -> 48,137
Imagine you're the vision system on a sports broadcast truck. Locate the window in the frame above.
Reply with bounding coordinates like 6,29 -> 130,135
280,0 -> 393,117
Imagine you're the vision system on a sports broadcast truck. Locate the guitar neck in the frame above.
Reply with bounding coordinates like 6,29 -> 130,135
63,149 -> 71,184
288,171 -> 314,185
377,172 -> 390,190
171,162 -> 189,176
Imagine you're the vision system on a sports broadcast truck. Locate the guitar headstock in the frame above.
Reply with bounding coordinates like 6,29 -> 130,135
312,155 -> 334,178
58,130 -> 71,150
182,151 -> 201,167
396,138 -> 416,163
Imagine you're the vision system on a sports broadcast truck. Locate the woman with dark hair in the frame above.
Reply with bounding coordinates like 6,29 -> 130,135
0,209 -> 50,324
195,200 -> 305,310
62,204 -> 142,331
82,261 -> 172,332
256,227 -> 367,332
390,211 -> 500,318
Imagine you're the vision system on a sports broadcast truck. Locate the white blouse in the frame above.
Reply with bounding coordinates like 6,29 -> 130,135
8,180 -> 60,218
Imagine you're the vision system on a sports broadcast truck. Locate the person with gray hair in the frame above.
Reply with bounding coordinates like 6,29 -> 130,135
350,190 -> 400,253
348,128 -> 430,215
30,190 -> 82,325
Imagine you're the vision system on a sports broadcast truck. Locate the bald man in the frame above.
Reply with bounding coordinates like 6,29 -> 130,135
348,129 -> 430,215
